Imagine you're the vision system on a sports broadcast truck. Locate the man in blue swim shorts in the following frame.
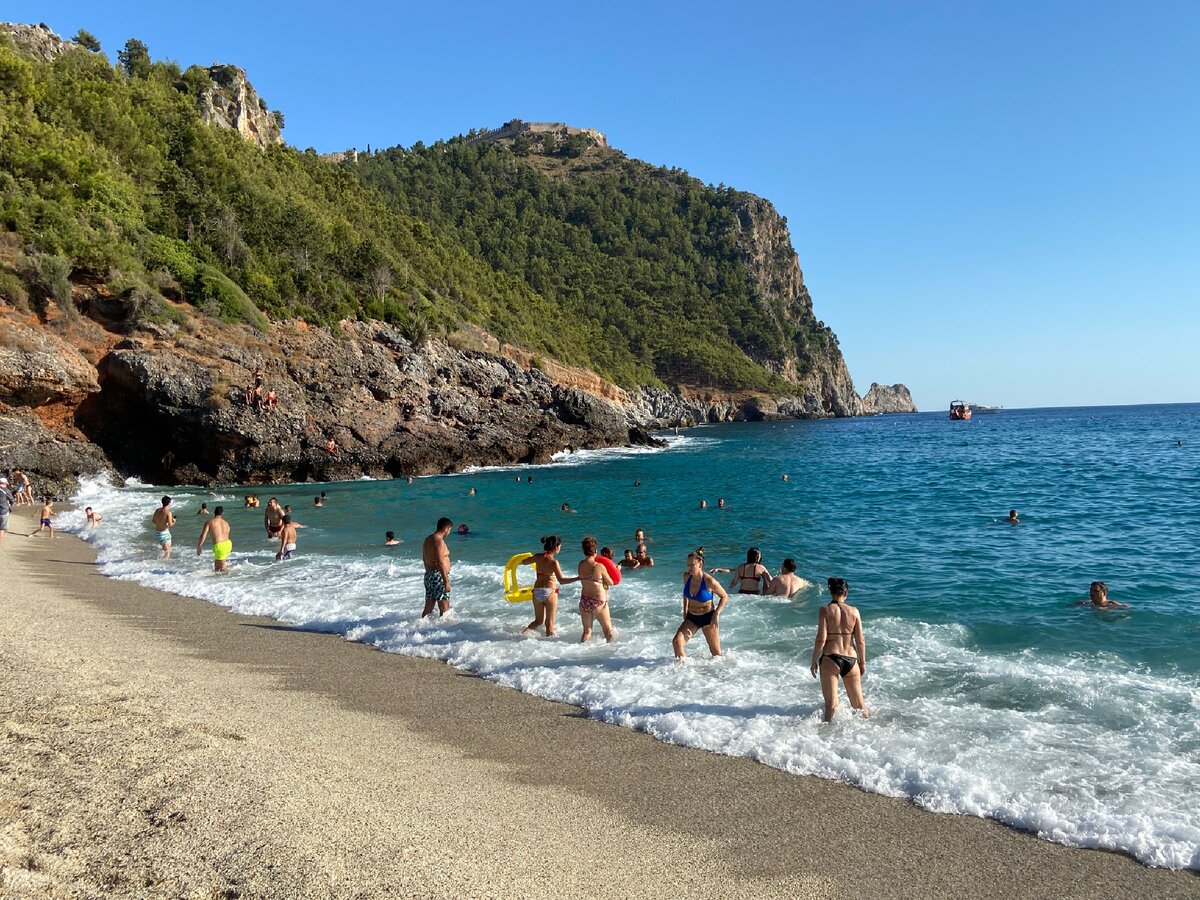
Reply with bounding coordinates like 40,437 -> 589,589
151,495 -> 176,559
421,516 -> 454,618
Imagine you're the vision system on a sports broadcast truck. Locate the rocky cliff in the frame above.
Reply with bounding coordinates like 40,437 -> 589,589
727,194 -> 864,417
0,22 -> 80,61
197,65 -> 282,149
861,382 -> 917,414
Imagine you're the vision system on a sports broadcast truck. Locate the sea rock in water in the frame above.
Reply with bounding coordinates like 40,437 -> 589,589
861,383 -> 917,414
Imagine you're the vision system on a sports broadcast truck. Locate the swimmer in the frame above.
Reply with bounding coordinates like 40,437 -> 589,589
730,548 -> 770,595
407,476 -> 414,484
618,549 -> 640,570
196,502 -> 209,516
634,542 -> 654,568
633,480 -> 641,487
717,497 -> 726,508
84,507 -> 103,526
523,535 -> 580,637
634,528 -> 650,545
469,487 -> 477,496
196,506 -> 232,573
809,577 -> 867,721
281,505 -> 308,526
384,531 -> 403,546
560,502 -> 575,513
673,552 -> 729,658
577,536 -> 615,643
275,514 -> 298,561
782,474 -> 789,483
314,496 -> 324,508
767,558 -> 811,598
1079,581 -> 1130,610
1007,509 -> 1020,525
151,496 -> 176,558
34,498 -> 55,538
264,497 -> 284,538
699,499 -> 707,509
457,523 -> 470,535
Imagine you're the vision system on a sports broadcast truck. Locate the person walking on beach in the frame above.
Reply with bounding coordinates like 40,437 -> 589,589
34,498 -> 55,538
264,497 -> 284,538
276,515 -> 298,561
730,547 -> 770,595
196,506 -> 233,573
674,552 -> 728,658
767,558 -> 810,598
523,535 -> 580,637
577,536 -> 615,643
152,496 -> 176,558
0,477 -> 12,547
810,577 -> 867,722
422,517 -> 453,617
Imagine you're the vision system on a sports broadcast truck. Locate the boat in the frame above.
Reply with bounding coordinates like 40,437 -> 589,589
969,403 -> 1004,414
948,400 -> 972,421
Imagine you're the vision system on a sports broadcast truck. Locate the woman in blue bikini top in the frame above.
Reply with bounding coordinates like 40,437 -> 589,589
673,553 -> 728,659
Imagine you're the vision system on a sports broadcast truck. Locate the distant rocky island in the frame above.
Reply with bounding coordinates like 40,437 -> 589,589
861,383 -> 918,414
0,23 -> 908,494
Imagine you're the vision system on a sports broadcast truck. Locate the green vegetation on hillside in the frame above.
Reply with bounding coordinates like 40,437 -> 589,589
0,36 -> 578,355
353,137 -> 816,389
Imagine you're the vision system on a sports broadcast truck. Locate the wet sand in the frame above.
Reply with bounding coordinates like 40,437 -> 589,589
1,510 -> 1196,899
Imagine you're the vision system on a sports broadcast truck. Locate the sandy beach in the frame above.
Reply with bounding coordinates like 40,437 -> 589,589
1,510 -> 1196,899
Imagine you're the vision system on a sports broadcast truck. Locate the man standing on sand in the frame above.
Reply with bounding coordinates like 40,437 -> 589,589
767,559 -> 811,598
197,506 -> 233,573
422,516 -> 453,618
0,477 -> 12,547
151,496 -> 176,558
276,514 -> 298,561
264,497 -> 284,538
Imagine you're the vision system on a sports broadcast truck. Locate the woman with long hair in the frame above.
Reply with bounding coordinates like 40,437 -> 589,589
809,577 -> 868,721
730,547 -> 770,594
523,535 -> 579,637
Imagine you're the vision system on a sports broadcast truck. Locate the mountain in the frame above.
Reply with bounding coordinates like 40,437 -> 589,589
0,25 -> 868,491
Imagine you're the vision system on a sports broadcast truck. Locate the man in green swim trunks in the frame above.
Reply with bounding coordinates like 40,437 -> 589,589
197,505 -> 233,573
421,516 -> 453,618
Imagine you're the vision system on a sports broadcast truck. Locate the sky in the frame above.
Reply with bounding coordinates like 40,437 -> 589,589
12,1 -> 1199,409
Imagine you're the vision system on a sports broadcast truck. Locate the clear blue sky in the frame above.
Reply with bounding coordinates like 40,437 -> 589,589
14,1 -> 1199,409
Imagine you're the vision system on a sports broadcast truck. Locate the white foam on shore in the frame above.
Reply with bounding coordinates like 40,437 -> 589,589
62,473 -> 1200,871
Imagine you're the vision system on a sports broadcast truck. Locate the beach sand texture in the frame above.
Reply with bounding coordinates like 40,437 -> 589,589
2,512 -> 1197,899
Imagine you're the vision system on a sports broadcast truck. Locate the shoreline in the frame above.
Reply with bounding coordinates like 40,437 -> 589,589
2,512 -> 1197,898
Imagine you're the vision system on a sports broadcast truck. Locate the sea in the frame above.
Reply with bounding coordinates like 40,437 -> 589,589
63,403 -> 1200,870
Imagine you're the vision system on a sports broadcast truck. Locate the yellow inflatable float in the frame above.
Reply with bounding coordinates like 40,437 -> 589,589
503,552 -> 537,602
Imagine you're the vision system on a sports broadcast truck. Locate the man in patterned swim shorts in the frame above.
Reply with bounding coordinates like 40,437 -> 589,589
421,516 -> 454,618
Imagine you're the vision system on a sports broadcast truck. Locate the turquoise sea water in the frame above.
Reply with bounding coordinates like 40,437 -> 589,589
70,403 -> 1200,868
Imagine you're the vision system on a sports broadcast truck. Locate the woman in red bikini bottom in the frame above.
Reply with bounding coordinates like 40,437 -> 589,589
577,536 -> 615,643
523,535 -> 579,637
809,577 -> 868,722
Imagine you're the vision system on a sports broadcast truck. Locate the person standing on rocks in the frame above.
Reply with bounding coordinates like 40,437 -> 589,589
197,506 -> 233,573
151,496 -> 176,559
421,517 -> 454,618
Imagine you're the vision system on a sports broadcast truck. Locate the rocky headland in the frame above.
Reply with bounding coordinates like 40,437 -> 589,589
861,383 -> 918,414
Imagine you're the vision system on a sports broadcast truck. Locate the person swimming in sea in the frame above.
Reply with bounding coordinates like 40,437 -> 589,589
673,552 -> 729,658
634,543 -> 654,568
730,547 -> 770,595
457,523 -> 470,535
560,502 -> 575,513
384,531 -> 402,546
577,536 -> 615,643
767,558 -> 810,598
699,499 -> 707,509
523,535 -> 580,637
1077,581 -> 1130,610
619,549 -> 640,570
1007,509 -> 1020,525
809,577 -> 867,721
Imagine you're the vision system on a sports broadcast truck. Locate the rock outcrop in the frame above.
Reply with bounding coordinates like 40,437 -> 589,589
0,405 -> 110,499
197,65 -> 282,149
861,383 -> 917,414
73,319 -> 656,486
0,22 -> 80,61
0,320 -> 100,406
471,120 -> 607,148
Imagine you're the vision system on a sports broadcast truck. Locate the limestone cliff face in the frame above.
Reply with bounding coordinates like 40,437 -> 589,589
0,22 -> 80,61
728,194 -> 863,417
861,383 -> 917,414
197,65 -> 282,150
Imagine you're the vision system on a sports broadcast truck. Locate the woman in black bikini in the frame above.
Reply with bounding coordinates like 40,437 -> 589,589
729,547 -> 770,595
673,553 -> 729,658
809,577 -> 868,721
